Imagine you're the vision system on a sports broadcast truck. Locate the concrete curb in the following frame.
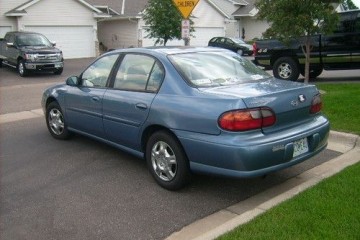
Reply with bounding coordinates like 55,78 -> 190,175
0,108 -> 43,124
166,131 -> 360,240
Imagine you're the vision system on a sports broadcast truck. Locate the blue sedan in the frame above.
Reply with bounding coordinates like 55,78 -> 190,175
42,47 -> 330,190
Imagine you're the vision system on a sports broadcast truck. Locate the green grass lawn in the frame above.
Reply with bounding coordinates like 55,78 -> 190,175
218,162 -> 360,240
317,83 -> 360,135
218,83 -> 360,240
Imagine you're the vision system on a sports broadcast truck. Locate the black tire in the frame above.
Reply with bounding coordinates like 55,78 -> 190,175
0,59 -> 3,68
301,67 -> 323,79
146,131 -> 191,190
17,59 -> 28,77
46,101 -> 71,140
273,57 -> 300,81
54,68 -> 63,75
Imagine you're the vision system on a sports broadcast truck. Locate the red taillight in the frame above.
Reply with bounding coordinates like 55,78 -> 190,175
252,42 -> 257,56
218,107 -> 276,131
310,94 -> 322,114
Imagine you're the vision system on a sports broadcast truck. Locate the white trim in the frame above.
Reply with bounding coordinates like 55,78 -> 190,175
227,0 -> 248,5
18,0 -> 42,11
249,8 -> 258,17
206,0 -> 232,19
121,0 -> 125,15
98,16 -> 141,21
16,0 -> 102,14
94,13 -> 112,18
77,0 -> 103,13
94,5 -> 121,15
5,12 -> 28,17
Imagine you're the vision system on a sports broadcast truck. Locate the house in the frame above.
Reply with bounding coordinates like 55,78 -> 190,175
232,0 -> 344,41
231,0 -> 270,40
0,0 -> 111,58
0,0 -> 269,59
90,0 -> 239,49
206,0 -> 270,41
90,0 -> 269,49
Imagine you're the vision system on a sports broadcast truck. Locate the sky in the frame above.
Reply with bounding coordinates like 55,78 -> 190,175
352,0 -> 360,8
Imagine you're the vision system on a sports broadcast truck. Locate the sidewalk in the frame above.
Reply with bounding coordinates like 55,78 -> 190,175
166,131 -> 360,240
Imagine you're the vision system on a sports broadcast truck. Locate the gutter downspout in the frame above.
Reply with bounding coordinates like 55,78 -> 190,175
121,0 -> 125,15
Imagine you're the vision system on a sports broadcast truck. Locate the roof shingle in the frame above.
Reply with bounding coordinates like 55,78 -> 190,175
85,0 -> 149,17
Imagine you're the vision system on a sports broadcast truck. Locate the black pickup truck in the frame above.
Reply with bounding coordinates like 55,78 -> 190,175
253,10 -> 360,81
0,31 -> 64,77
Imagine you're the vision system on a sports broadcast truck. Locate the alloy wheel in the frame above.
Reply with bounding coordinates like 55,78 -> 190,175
151,141 -> 178,182
278,63 -> 292,79
48,108 -> 65,135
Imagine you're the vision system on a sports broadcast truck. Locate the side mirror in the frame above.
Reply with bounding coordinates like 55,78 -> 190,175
51,41 -> 56,46
66,76 -> 80,86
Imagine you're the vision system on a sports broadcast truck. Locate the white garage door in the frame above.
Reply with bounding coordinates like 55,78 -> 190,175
141,27 -> 224,47
25,26 -> 96,59
190,27 -> 225,46
0,26 -> 12,38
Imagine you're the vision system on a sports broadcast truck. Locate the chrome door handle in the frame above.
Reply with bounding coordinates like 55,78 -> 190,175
92,96 -> 100,102
135,103 -> 148,110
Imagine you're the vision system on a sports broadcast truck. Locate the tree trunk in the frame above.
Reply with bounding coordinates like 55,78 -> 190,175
304,35 -> 312,84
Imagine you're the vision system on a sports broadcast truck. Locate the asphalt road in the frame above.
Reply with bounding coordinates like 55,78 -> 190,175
0,118 -> 341,240
0,57 -> 356,240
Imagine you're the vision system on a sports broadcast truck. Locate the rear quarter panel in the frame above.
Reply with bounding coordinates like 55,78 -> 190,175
147,93 -> 245,135
144,57 -> 247,135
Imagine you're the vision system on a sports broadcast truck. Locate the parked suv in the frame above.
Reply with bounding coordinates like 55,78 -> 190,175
0,31 -> 64,77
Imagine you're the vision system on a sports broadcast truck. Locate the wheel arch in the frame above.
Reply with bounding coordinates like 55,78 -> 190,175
270,50 -> 299,67
17,56 -> 24,63
141,125 -> 186,156
45,96 -> 58,109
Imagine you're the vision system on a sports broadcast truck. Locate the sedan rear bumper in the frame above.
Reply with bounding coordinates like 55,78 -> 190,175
175,116 -> 330,178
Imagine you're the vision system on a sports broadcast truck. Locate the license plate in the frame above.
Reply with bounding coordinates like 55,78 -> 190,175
293,137 -> 309,157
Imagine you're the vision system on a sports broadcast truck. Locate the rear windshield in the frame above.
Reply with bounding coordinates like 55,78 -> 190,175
168,51 -> 270,87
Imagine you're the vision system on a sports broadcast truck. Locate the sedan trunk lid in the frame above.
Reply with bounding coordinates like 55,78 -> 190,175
200,78 -> 320,133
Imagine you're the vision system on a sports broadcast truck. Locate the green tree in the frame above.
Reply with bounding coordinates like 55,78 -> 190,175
255,0 -> 341,83
342,0 -> 359,9
143,0 -> 194,46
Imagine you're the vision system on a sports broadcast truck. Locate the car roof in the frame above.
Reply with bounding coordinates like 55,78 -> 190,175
6,31 -> 47,37
8,31 -> 41,34
109,46 -> 230,56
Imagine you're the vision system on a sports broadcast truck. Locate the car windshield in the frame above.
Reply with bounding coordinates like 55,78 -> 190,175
16,34 -> 52,47
169,51 -> 271,87
231,38 -> 246,44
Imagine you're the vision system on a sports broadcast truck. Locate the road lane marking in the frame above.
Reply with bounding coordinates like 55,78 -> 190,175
0,109 -> 43,124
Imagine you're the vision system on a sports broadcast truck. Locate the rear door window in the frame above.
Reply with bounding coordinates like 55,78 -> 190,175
113,54 -> 164,92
